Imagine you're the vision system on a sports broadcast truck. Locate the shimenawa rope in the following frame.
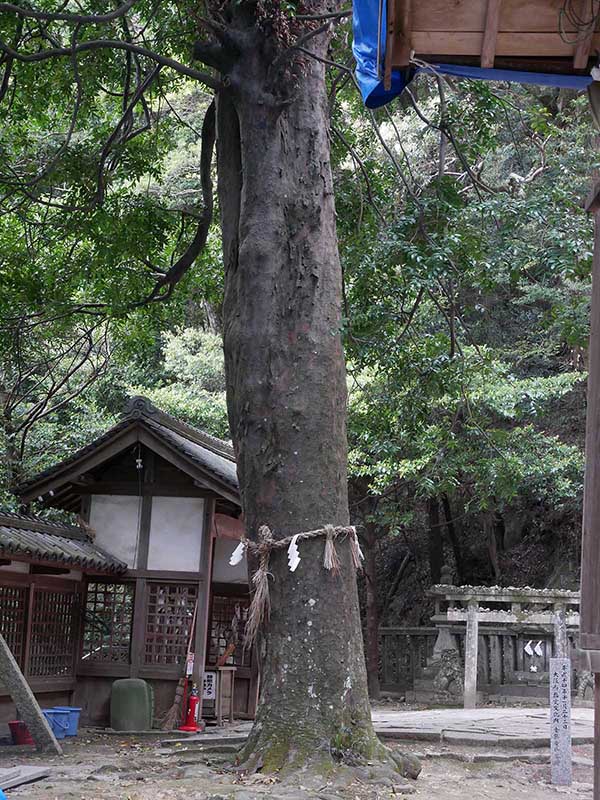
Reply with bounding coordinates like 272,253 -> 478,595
229,524 -> 364,647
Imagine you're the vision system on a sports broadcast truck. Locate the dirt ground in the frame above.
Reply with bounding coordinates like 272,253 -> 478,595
0,730 -> 594,800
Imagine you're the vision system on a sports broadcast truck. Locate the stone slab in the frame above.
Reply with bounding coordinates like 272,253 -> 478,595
0,766 -> 50,790
158,708 -> 593,753
371,707 -> 594,748
414,750 -> 552,764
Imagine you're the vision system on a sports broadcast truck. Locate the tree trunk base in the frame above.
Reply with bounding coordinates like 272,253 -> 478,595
235,723 -> 421,781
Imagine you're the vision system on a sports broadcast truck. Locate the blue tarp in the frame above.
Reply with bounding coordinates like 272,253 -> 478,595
353,0 -> 594,108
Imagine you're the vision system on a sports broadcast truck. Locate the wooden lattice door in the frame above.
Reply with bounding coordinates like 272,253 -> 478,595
0,584 -> 28,668
143,583 -> 198,666
82,582 -> 135,664
29,587 -> 79,678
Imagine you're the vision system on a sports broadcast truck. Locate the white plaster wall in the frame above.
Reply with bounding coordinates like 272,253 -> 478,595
212,538 -> 248,584
89,495 -> 141,568
147,497 -> 204,571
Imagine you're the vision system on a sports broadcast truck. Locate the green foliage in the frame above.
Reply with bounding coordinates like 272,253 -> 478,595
129,328 -> 230,439
333,77 -> 594,581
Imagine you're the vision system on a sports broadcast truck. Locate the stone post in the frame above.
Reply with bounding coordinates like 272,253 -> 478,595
550,656 -> 572,785
553,605 -> 568,658
463,602 -> 479,709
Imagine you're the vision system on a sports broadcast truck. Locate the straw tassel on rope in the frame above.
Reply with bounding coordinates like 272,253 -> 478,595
323,524 -> 341,574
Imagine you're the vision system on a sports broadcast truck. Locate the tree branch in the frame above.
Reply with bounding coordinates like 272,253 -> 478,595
295,9 -> 352,21
141,99 -> 216,303
0,1 -> 138,24
0,37 -> 222,90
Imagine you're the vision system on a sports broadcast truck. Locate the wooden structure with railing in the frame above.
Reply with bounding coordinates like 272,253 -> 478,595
384,1 -> 600,89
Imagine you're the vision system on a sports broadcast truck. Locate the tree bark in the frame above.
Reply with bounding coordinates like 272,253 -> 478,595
363,522 -> 380,700
485,513 -> 501,583
213,15 -> 387,772
427,497 -> 443,584
441,493 -> 463,583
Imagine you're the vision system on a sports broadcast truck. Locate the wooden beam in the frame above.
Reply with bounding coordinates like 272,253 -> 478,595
396,0 -> 412,67
19,427 -> 139,503
410,0 -> 585,34
74,481 -> 213,497
407,31 -> 600,59
384,0 -> 397,91
585,179 -> 600,215
574,0 -> 596,70
581,184 -> 600,657
481,0 -> 502,68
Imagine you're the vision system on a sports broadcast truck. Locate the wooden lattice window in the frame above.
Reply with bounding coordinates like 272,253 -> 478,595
82,582 -> 135,663
29,588 -> 77,677
208,596 -> 251,668
0,584 -> 28,667
144,583 -> 197,665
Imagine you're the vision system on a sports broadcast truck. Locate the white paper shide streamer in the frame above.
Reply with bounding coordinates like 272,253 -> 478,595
287,534 -> 301,572
229,539 -> 246,566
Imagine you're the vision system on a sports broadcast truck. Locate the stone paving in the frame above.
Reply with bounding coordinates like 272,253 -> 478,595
372,707 -> 595,747
0,708 -> 596,799
166,707 -> 595,750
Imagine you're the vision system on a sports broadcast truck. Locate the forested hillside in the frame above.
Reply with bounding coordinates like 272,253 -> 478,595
0,67 -> 595,634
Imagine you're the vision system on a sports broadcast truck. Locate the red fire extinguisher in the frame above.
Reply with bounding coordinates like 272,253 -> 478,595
180,683 -> 201,732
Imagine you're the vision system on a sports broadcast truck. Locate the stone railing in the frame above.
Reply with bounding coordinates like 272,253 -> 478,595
378,585 -> 592,706
379,627 -> 437,691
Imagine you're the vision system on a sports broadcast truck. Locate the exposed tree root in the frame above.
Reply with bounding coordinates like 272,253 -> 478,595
234,724 -> 421,782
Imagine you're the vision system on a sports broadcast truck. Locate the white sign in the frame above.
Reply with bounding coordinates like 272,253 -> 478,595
203,671 -> 217,701
185,653 -> 194,677
550,657 -> 572,786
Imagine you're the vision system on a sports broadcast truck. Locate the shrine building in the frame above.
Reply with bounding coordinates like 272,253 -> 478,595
0,397 -> 256,727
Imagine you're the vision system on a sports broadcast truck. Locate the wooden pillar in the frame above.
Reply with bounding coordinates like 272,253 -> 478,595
580,181 -> 600,800
130,578 -> 147,679
595,673 -> 600,799
129,451 -> 153,678
463,603 -> 479,709
196,497 -> 216,720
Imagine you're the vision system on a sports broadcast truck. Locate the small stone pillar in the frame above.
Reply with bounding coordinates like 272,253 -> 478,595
463,602 -> 479,709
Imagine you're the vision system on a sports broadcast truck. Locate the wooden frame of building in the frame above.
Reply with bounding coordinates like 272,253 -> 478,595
384,0 -> 599,89
0,397 -> 257,727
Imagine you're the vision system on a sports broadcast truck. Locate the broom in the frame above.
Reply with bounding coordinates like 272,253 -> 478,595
161,599 -> 198,730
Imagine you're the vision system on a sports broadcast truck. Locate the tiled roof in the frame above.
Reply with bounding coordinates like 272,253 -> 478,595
146,419 -> 238,490
16,418 -> 134,495
16,396 -> 240,505
0,512 -> 127,574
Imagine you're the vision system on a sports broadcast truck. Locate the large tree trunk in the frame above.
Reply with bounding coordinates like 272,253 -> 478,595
214,15 -> 386,772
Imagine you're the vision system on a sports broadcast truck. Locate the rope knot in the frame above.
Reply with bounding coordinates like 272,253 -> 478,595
238,522 -> 363,648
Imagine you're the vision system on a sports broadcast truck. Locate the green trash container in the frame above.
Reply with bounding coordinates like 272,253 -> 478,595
110,678 -> 154,731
